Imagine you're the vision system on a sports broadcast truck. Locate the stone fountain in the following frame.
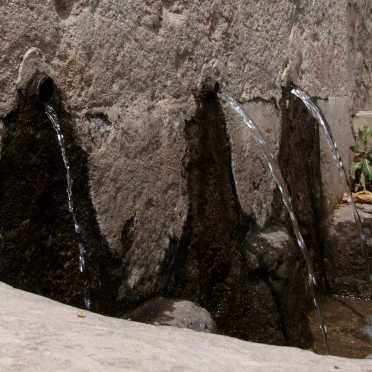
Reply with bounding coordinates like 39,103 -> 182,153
0,0 -> 372,368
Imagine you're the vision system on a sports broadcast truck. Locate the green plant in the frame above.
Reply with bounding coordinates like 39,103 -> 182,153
350,127 -> 372,191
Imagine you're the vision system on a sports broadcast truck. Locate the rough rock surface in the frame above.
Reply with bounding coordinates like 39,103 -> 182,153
1,0 -> 371,348
277,90 -> 323,274
243,226 -> 312,345
126,296 -> 217,333
1,282 -> 371,372
226,99 -> 281,227
0,0 -> 366,250
324,203 -> 372,298
318,98 -> 354,218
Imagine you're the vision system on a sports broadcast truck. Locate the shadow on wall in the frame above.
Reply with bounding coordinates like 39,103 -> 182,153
162,90 -> 312,347
0,82 -> 121,314
273,86 -> 324,280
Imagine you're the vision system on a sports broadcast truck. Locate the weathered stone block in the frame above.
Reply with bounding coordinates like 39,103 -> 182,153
324,203 -> 372,298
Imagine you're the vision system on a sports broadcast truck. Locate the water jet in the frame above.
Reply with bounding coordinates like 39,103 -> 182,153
0,67 -> 121,313
219,92 -> 329,351
291,87 -> 372,297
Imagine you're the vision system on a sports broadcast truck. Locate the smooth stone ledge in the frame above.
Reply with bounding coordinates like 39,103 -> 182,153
0,282 -> 370,372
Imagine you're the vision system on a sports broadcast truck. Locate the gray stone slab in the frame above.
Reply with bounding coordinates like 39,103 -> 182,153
0,282 -> 371,372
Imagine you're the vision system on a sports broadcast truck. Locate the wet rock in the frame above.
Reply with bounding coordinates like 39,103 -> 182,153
243,226 -> 312,346
324,203 -> 372,298
126,297 -> 217,333
0,96 -> 120,313
245,227 -> 298,278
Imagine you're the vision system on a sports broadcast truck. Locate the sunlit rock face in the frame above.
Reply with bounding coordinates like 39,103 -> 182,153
0,0 -> 370,346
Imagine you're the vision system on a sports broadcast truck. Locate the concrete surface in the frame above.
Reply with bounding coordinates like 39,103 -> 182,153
0,282 -> 371,372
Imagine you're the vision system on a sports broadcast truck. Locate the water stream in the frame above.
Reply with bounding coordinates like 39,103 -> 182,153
291,88 -> 372,291
45,104 -> 91,310
219,93 -> 329,350
309,295 -> 372,358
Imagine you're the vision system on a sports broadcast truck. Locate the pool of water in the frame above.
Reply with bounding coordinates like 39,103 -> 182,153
309,295 -> 372,358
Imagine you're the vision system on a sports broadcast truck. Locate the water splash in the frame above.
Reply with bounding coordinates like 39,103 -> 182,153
219,93 -> 329,350
291,88 -> 372,293
45,104 -> 91,310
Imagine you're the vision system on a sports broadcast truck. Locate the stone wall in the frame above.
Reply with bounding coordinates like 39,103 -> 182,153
0,0 -> 371,346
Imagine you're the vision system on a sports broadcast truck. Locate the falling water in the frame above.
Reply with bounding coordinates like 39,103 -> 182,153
291,88 -> 372,291
45,104 -> 91,310
219,93 -> 329,350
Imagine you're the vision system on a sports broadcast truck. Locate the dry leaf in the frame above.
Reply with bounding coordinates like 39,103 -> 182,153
77,311 -> 86,318
341,191 -> 372,204
354,191 -> 372,204
342,192 -> 350,203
